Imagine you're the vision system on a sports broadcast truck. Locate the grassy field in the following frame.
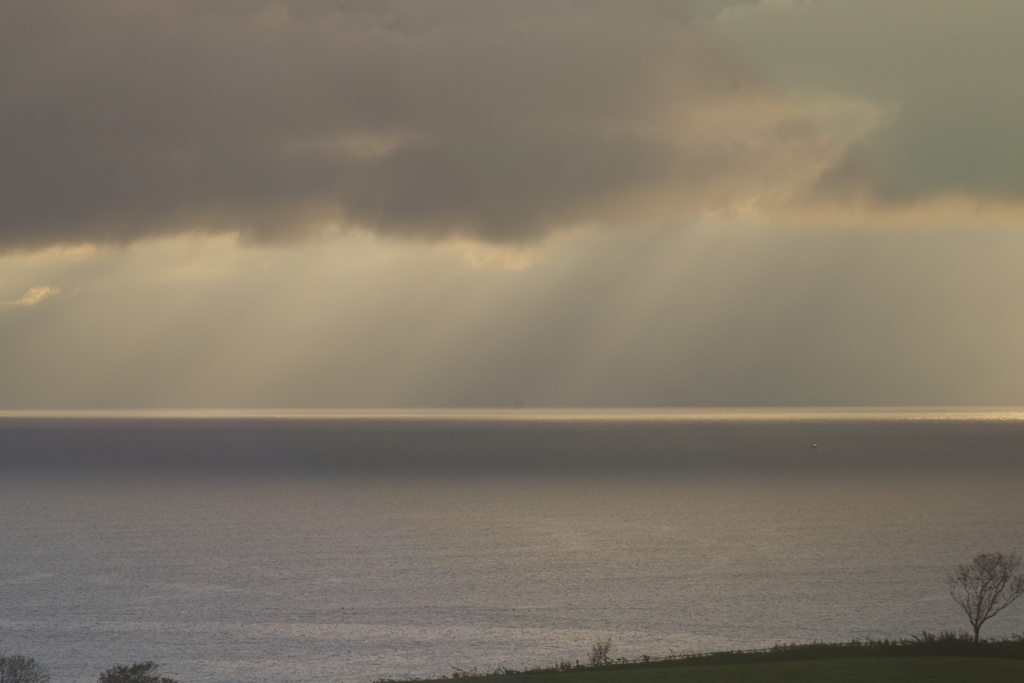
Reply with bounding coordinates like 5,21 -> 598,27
372,636 -> 1024,683
435,658 -> 1024,683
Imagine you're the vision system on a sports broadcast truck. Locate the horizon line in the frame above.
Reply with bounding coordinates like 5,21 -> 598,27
1,407 -> 1023,421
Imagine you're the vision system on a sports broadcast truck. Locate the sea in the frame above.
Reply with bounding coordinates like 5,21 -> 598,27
2,409 -> 1024,683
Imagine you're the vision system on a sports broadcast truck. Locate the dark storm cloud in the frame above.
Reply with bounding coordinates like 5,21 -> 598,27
0,0 -> 859,251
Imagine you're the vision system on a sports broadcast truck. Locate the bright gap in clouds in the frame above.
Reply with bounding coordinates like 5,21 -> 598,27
3,222 -> 1024,409
2,285 -> 61,307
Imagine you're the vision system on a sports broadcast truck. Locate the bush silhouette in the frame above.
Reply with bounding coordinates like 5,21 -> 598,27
97,662 -> 177,683
0,655 -> 50,683
588,638 -> 612,666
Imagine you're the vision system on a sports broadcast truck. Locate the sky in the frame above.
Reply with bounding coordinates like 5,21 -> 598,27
3,0 -> 1024,409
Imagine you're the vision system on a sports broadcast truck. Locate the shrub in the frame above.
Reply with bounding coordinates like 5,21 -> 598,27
97,662 -> 177,683
0,655 -> 50,683
588,638 -> 612,666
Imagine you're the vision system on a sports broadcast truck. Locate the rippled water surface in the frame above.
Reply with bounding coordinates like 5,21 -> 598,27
2,410 -> 1024,683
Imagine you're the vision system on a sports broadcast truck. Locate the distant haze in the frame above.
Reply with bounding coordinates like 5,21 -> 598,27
2,411 -> 1023,476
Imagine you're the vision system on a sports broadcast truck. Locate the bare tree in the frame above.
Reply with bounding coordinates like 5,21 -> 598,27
948,552 -> 1024,642
587,638 -> 612,666
0,655 -> 50,683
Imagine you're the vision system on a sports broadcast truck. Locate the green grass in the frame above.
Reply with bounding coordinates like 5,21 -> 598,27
439,658 -> 1024,683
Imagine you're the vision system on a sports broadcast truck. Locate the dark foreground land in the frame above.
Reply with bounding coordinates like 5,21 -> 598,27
442,658 -> 1024,683
395,636 -> 1024,683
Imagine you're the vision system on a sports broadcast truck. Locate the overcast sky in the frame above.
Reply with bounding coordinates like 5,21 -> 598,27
3,0 -> 1024,409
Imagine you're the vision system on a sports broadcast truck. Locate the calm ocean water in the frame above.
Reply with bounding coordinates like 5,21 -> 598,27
2,410 -> 1024,683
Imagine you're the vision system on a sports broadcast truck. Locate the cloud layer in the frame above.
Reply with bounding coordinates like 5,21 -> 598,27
0,0 -> 886,251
